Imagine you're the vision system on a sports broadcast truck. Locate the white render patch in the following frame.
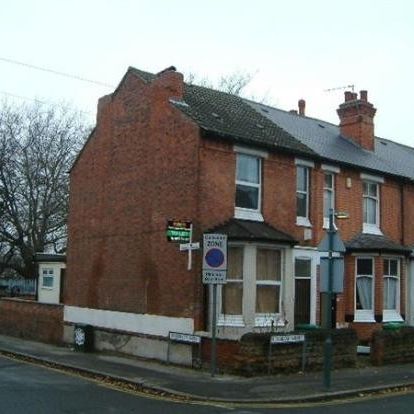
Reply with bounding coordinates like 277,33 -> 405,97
295,158 -> 315,168
64,306 -> 194,337
360,172 -> 385,183
233,145 -> 269,159
169,98 -> 189,107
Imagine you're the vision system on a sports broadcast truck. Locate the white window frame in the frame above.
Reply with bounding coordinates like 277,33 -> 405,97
296,165 -> 311,227
217,243 -> 285,329
323,172 -> 335,229
218,244 -> 245,327
255,247 -> 283,327
41,268 -> 54,290
383,257 -> 403,322
354,257 -> 375,322
234,152 -> 264,222
362,180 -> 382,235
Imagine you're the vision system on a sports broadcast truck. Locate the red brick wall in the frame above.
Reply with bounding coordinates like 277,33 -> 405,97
67,70 -> 202,318
0,298 -> 63,344
350,322 -> 381,342
403,183 -> 414,246
197,141 -> 298,239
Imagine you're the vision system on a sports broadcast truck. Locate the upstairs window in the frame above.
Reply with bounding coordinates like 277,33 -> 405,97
296,165 -> 310,225
234,152 -> 264,222
363,181 -> 378,224
235,154 -> 261,211
323,173 -> 335,225
363,181 -> 380,233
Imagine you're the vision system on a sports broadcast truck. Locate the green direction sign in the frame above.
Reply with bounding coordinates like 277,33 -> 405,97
166,220 -> 191,242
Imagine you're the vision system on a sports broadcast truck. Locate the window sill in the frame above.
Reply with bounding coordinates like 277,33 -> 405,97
353,311 -> 375,323
296,217 -> 312,227
234,208 -> 264,222
218,315 -> 245,327
41,286 -> 54,290
383,310 -> 404,323
255,314 -> 286,327
363,224 -> 383,235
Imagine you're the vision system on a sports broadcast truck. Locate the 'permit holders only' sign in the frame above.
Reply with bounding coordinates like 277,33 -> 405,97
202,233 -> 227,284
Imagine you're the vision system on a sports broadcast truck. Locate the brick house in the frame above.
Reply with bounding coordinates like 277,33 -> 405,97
64,66 -> 414,362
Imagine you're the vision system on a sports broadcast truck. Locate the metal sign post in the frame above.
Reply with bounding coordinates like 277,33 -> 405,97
202,233 -> 227,377
317,208 -> 347,389
179,224 -> 200,271
211,283 -> 218,377
167,220 -> 200,271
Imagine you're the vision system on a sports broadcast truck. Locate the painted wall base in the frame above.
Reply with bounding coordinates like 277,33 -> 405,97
63,324 -> 193,365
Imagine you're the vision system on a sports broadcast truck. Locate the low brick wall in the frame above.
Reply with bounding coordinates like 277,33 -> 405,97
202,329 -> 358,376
371,326 -> 414,365
0,298 -> 63,345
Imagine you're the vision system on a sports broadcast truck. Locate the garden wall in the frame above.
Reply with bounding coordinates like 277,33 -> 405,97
371,326 -> 414,365
201,329 -> 358,376
0,298 -> 63,345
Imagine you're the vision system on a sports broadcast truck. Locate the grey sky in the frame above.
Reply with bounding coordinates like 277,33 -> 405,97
1,0 -> 413,146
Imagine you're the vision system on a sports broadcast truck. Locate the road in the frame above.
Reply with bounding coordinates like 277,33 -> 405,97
1,355 -> 413,413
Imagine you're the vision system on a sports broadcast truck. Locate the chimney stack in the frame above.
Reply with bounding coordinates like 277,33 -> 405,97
337,90 -> 376,151
154,66 -> 184,100
298,99 -> 306,116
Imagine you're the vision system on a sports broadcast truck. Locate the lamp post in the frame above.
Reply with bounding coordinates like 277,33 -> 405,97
322,208 -> 348,389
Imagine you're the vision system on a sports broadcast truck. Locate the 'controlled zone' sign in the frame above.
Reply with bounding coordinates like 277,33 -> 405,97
202,234 -> 227,284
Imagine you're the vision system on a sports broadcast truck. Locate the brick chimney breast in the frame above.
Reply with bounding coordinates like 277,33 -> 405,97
337,90 -> 377,151
153,66 -> 184,100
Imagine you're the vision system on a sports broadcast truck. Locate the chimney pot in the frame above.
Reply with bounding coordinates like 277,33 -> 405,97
298,99 -> 306,116
360,90 -> 368,102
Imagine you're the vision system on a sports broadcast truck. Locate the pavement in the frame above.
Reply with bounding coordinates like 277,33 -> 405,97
0,334 -> 413,404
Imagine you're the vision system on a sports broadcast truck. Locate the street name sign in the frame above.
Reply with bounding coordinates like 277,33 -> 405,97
169,332 -> 201,344
270,334 -> 305,344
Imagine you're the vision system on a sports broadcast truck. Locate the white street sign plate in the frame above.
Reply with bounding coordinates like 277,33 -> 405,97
169,332 -> 201,344
202,270 -> 227,284
271,334 -> 305,344
179,242 -> 200,251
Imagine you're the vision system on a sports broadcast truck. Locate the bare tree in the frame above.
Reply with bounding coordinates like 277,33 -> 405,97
0,101 -> 89,278
186,70 -> 253,95
185,70 -> 271,103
